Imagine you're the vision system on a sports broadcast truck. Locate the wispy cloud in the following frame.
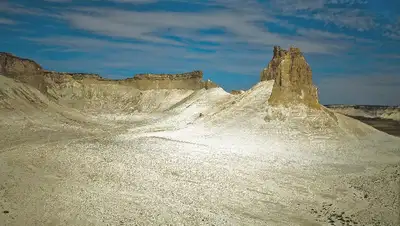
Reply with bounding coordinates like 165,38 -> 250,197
0,18 -> 16,25
375,54 -> 400,59
318,74 -> 400,105
44,0 -> 72,2
1,0 -> 380,53
269,0 -> 376,31
297,28 -> 357,40
384,18 -> 400,40
312,8 -> 376,31
109,0 -> 158,3
24,35 -> 269,76
57,5 -> 349,53
0,2 -> 48,16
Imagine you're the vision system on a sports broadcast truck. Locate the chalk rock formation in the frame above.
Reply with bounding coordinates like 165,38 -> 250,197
134,71 -> 203,80
123,71 -> 218,90
261,46 -> 320,109
0,52 -> 218,93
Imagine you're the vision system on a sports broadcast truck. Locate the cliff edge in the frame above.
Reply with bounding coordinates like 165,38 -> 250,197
261,46 -> 320,109
0,52 -> 218,92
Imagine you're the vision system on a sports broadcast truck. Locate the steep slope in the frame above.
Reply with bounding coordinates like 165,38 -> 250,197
0,75 -> 105,151
46,78 -> 195,113
0,75 -> 50,111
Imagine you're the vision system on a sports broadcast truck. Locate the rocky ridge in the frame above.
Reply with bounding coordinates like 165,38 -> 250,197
261,46 -> 320,109
0,52 -> 218,93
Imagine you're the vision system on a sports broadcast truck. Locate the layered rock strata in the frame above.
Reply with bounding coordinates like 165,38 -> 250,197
0,52 -> 218,92
261,46 -> 320,109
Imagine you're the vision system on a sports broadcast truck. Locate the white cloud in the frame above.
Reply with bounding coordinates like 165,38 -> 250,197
58,6 -> 347,53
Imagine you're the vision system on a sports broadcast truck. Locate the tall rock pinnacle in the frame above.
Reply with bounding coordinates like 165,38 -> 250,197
261,46 -> 320,109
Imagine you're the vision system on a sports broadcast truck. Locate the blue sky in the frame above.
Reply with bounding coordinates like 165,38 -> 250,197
1,0 -> 399,105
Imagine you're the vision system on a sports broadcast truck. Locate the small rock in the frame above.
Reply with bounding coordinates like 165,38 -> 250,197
3,210 -> 9,214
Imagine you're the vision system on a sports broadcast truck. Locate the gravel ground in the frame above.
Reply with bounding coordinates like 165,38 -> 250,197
1,80 -> 399,226
1,110 -> 399,226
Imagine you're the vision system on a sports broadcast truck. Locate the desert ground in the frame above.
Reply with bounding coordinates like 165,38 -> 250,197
1,74 -> 400,226
345,116 -> 400,138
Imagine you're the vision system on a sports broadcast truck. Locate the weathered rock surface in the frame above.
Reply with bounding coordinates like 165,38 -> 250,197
122,71 -> 218,90
262,46 -> 320,109
0,52 -> 42,75
0,52 -> 47,93
0,52 -> 218,94
134,71 -> 203,80
230,90 -> 245,95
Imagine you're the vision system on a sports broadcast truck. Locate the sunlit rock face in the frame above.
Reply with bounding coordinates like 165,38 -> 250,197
123,70 -> 218,90
1,52 -> 218,92
261,46 -> 320,109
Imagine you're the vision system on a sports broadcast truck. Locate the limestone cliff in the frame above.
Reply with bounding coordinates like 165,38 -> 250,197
121,71 -> 218,90
262,46 -> 320,109
0,52 -> 218,93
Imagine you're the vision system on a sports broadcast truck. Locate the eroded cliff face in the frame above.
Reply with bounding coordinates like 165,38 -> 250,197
0,52 -> 219,112
121,71 -> 218,90
0,52 -> 47,93
0,52 -> 218,97
0,52 -> 42,75
262,46 -> 320,109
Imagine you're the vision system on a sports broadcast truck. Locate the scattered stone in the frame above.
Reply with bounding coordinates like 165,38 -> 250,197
3,210 -> 9,214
